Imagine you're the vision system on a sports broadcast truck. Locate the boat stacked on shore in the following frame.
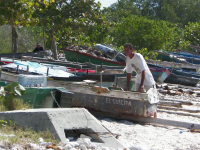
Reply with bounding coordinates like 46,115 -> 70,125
1,45 -> 200,120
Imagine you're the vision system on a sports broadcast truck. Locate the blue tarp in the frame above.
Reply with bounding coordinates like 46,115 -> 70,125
2,60 -> 74,77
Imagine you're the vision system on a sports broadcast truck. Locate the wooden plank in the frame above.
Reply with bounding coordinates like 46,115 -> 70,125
158,106 -> 200,113
160,98 -> 193,105
158,109 -> 200,118
158,101 -> 182,108
92,111 -> 200,130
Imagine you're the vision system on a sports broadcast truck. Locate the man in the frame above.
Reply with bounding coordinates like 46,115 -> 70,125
124,43 -> 155,92
33,42 -> 45,53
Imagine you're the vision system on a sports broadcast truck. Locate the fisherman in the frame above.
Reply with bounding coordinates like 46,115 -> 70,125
33,42 -> 45,53
124,43 -> 156,92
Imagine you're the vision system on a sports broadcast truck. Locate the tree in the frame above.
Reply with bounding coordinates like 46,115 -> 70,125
0,0 -> 34,53
111,15 -> 177,51
32,0 -> 109,59
184,22 -> 200,46
133,0 -> 200,26
102,0 -> 141,23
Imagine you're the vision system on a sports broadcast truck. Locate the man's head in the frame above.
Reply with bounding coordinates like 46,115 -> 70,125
36,42 -> 41,48
124,43 -> 133,50
124,43 -> 133,57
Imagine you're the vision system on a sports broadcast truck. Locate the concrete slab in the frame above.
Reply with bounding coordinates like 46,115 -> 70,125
0,108 -> 126,149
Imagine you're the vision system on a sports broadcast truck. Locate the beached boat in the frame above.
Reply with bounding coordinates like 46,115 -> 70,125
147,59 -> 200,72
1,70 -> 159,118
166,51 -> 200,65
48,79 -> 159,118
156,51 -> 187,63
1,57 -> 86,69
62,47 -> 126,66
149,67 -> 170,83
1,60 -> 74,77
164,73 -> 200,86
0,52 -> 47,59
170,68 -> 200,79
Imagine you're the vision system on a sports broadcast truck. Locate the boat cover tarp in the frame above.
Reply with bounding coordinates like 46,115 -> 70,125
2,60 -> 74,77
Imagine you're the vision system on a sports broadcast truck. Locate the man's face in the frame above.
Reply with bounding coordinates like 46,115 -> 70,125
36,45 -> 41,48
124,46 -> 132,56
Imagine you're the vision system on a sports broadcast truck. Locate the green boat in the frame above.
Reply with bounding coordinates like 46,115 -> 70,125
62,48 -> 126,67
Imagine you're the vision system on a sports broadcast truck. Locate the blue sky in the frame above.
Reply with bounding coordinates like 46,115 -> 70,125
94,0 -> 117,8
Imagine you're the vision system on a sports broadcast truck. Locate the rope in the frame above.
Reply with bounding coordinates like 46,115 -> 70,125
50,91 -> 61,108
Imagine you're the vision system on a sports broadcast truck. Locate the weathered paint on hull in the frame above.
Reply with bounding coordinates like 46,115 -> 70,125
62,48 -> 126,66
56,81 -> 158,118
70,92 -> 157,118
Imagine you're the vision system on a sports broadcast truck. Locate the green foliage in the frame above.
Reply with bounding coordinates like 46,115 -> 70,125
137,48 -> 158,60
0,0 -> 35,26
111,15 -> 177,51
102,0 -> 141,23
1,0 -> 200,55
0,120 -> 7,127
2,82 -> 26,100
31,0 -> 109,49
184,22 -> 200,46
132,0 -> 200,26
0,82 -> 30,111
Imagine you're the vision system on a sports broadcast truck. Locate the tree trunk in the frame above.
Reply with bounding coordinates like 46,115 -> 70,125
43,24 -> 46,50
50,29 -> 58,60
12,25 -> 18,53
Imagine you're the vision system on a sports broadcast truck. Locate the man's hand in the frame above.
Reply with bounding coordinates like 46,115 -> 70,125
138,85 -> 144,92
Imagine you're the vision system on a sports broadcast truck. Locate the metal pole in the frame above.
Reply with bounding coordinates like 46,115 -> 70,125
100,71 -> 104,87
0,66 -> 1,81
47,68 -> 49,76
74,68 -> 76,76
26,65 -> 29,75
16,65 -> 19,74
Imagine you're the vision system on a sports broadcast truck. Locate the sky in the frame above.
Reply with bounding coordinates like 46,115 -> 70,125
94,0 -> 117,8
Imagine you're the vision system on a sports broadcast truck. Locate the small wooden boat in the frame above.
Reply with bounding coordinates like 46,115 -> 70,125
49,80 -> 159,118
155,51 -> 187,63
1,70 -> 159,118
0,52 -> 46,59
147,59 -> 200,72
166,51 -> 200,64
1,56 -> 86,69
149,67 -> 170,83
62,47 -> 126,66
164,73 -> 200,86
170,68 -> 200,79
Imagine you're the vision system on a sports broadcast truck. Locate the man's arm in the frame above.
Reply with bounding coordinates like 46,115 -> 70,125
41,47 -> 45,51
33,48 -> 37,53
138,70 -> 145,92
125,73 -> 132,91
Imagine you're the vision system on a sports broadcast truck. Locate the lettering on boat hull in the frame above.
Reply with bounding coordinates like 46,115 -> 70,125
105,97 -> 131,106
70,92 -> 157,117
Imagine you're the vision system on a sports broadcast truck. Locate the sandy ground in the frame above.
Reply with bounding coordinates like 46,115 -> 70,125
1,91 -> 200,150
98,93 -> 200,150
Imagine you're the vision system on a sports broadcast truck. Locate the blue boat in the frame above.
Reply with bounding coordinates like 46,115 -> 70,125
149,67 -> 170,83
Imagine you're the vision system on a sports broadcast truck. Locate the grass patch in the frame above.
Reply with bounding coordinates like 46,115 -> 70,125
0,82 -> 59,148
0,123 -> 59,149
0,97 -> 32,111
